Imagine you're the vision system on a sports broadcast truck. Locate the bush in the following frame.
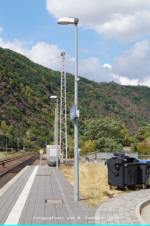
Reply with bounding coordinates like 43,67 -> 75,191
113,109 -> 119,114
18,150 -> 26,154
19,105 -> 26,114
130,143 -> 139,153
80,140 -> 95,156
0,95 -> 4,105
131,143 -> 150,155
10,107 -> 22,120
13,92 -> 20,100
11,150 -> 16,154
22,94 -> 27,101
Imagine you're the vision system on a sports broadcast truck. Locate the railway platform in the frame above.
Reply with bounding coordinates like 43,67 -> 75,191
0,166 -> 95,225
0,165 -> 150,225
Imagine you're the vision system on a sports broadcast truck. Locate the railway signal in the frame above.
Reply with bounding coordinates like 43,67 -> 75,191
39,149 -> 44,155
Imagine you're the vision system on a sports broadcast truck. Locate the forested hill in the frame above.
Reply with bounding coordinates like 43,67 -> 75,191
0,47 -> 150,146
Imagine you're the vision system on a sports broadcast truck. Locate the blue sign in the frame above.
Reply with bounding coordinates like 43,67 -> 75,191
70,105 -> 76,121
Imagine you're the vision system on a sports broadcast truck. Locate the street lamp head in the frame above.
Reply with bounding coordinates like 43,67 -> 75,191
61,52 -> 65,56
50,96 -> 58,99
57,17 -> 79,25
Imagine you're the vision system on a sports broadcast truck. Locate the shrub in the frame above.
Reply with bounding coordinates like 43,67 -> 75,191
18,150 -> 26,154
19,105 -> 26,114
0,95 -> 4,104
80,140 -> 95,156
10,107 -> 22,120
13,92 -> 20,100
11,150 -> 16,154
131,143 -> 150,155
22,94 -> 28,101
1,121 -> 8,131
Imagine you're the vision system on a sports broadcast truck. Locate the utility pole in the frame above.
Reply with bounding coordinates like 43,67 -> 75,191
23,135 -> 25,151
57,17 -> 79,201
6,136 -> 7,153
60,52 -> 67,163
17,137 -> 19,152
50,96 -> 59,169
54,107 -> 57,144
46,138 -> 47,154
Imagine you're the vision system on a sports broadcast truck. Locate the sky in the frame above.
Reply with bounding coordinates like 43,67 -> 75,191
1,0 -> 150,86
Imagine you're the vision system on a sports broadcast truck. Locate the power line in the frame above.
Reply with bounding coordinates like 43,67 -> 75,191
15,55 -> 61,75
41,55 -> 61,66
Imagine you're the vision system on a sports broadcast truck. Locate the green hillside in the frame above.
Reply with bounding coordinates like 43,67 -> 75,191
0,47 -> 150,149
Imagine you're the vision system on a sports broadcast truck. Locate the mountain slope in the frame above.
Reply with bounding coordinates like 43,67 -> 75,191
0,47 -> 150,146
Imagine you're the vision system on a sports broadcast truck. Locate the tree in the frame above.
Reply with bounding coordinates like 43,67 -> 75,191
1,121 -> 8,132
80,139 -> 95,156
7,125 -> 15,135
67,137 -> 74,158
135,126 -> 150,142
84,117 -> 125,152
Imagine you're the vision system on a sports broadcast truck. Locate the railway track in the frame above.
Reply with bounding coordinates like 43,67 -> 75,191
0,153 -> 35,167
0,153 -> 39,188
0,153 -> 39,177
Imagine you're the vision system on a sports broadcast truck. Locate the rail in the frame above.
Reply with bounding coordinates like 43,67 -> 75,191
0,153 -> 36,167
0,153 -> 39,177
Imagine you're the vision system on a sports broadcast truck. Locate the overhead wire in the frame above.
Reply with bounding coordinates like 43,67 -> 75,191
17,55 -> 61,75
40,55 -> 61,66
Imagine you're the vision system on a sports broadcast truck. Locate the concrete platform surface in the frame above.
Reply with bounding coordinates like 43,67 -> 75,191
0,166 -> 94,225
0,165 -> 150,225
141,203 -> 150,225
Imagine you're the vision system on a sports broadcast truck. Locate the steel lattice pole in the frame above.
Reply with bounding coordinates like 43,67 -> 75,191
60,52 -> 67,163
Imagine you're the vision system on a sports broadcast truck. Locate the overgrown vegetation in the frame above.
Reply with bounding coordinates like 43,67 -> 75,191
59,162 -> 138,207
83,117 -> 125,153
1,47 -> 150,152
130,126 -> 150,155
0,151 -> 30,159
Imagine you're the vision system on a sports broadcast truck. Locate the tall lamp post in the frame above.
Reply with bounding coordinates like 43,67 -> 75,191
57,17 -> 79,201
6,135 -> 7,153
50,96 -> 59,170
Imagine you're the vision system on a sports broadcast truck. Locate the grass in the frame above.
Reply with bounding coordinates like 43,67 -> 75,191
0,151 -> 26,159
59,162 -> 141,207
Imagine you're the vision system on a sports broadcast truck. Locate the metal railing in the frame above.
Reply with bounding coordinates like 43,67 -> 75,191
85,152 -> 138,161
138,155 -> 150,158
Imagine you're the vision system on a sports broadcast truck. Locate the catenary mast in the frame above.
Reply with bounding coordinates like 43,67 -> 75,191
60,52 -> 67,163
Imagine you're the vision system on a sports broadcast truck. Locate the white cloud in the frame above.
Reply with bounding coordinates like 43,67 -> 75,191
78,58 -> 116,82
0,37 -> 63,71
103,64 -> 112,69
1,36 -> 150,87
27,42 -> 64,71
0,38 -> 28,55
111,74 -> 150,87
112,39 -> 150,83
113,74 -> 139,86
0,27 -> 3,34
0,37 -> 115,83
46,0 -> 150,41
140,78 -> 150,87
